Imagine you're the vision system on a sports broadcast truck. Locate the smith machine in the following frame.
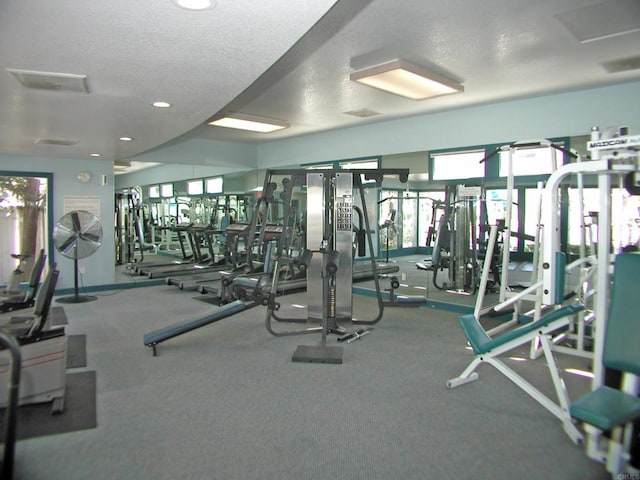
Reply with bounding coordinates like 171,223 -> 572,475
262,168 -> 409,364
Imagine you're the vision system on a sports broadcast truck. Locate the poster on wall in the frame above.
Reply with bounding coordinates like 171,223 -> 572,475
63,195 -> 101,219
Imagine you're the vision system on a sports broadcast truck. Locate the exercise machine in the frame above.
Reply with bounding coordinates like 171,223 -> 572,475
570,252 -> 640,477
115,188 -> 155,265
473,140 -> 578,326
143,299 -> 255,356
143,243 -> 279,354
565,126 -> 640,474
427,185 -> 482,294
261,168 -> 409,362
0,265 -> 67,414
0,330 -> 20,479
2,253 -> 31,296
0,249 -> 46,313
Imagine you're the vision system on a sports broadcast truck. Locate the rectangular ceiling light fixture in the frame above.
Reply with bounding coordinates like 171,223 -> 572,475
208,112 -> 289,133
114,161 -> 131,171
350,59 -> 463,100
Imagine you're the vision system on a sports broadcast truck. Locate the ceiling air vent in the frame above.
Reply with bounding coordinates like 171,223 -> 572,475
7,68 -> 90,93
601,55 -> 640,74
35,138 -> 79,146
555,0 -> 640,43
344,108 -> 381,118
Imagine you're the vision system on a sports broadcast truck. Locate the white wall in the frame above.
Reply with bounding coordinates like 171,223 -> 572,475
0,155 -> 115,289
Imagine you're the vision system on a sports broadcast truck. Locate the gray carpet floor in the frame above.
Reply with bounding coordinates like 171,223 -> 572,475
1,371 -> 96,441
9,276 -> 610,479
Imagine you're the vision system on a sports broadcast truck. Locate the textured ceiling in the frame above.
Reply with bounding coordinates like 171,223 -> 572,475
0,0 -> 340,161
1,0 -> 639,166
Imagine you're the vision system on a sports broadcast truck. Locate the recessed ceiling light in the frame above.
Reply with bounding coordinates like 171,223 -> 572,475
90,153 -> 101,157
119,136 -> 134,141
173,0 -> 215,10
152,101 -> 172,108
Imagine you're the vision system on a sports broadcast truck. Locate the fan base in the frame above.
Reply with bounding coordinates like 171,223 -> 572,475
56,295 -> 97,304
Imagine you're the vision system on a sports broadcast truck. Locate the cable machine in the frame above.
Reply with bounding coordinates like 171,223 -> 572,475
115,188 -> 154,265
262,168 -> 409,363
428,184 -> 482,293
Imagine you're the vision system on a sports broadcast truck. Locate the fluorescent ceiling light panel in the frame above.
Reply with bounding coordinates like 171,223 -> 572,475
114,161 -> 131,171
350,59 -> 463,100
209,113 -> 289,133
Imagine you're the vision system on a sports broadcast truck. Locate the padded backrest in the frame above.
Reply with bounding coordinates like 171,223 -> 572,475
604,253 -> 640,375
28,249 -> 46,288
33,263 -> 57,317
29,267 -> 59,338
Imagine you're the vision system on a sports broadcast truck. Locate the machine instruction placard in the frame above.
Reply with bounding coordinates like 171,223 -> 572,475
63,195 -> 101,220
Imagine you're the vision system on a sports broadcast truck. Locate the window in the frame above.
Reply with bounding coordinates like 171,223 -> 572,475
523,188 -> 544,252
431,150 -> 485,181
379,190 -> 399,252
486,189 -> 519,252
187,179 -> 204,196
304,163 -> 333,170
401,191 -> 417,248
149,185 -> 160,198
567,187 -> 640,254
206,177 -> 223,194
419,191 -> 446,247
161,183 -> 174,198
499,145 -> 563,177
0,173 -> 50,284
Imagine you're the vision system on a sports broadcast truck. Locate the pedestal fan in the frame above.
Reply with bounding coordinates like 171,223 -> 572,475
53,210 -> 103,303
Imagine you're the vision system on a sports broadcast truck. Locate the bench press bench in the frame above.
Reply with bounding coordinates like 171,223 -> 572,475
447,302 -> 586,444
143,299 -> 248,356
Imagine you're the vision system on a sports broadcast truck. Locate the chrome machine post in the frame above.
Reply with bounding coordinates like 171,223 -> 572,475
306,171 -> 353,325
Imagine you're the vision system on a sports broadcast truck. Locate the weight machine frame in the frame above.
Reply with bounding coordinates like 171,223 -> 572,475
260,168 -> 409,360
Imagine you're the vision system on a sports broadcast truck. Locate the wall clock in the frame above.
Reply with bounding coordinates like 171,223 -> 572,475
76,171 -> 91,183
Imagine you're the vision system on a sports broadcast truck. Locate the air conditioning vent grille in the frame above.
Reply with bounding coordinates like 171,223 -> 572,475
601,55 -> 640,74
35,138 -> 79,146
344,108 -> 381,118
7,68 -> 90,93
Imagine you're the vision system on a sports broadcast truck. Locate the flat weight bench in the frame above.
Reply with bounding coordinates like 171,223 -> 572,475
447,302 -> 586,444
143,299 -> 247,356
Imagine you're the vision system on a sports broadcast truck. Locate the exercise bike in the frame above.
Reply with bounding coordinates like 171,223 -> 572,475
2,253 -> 31,295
